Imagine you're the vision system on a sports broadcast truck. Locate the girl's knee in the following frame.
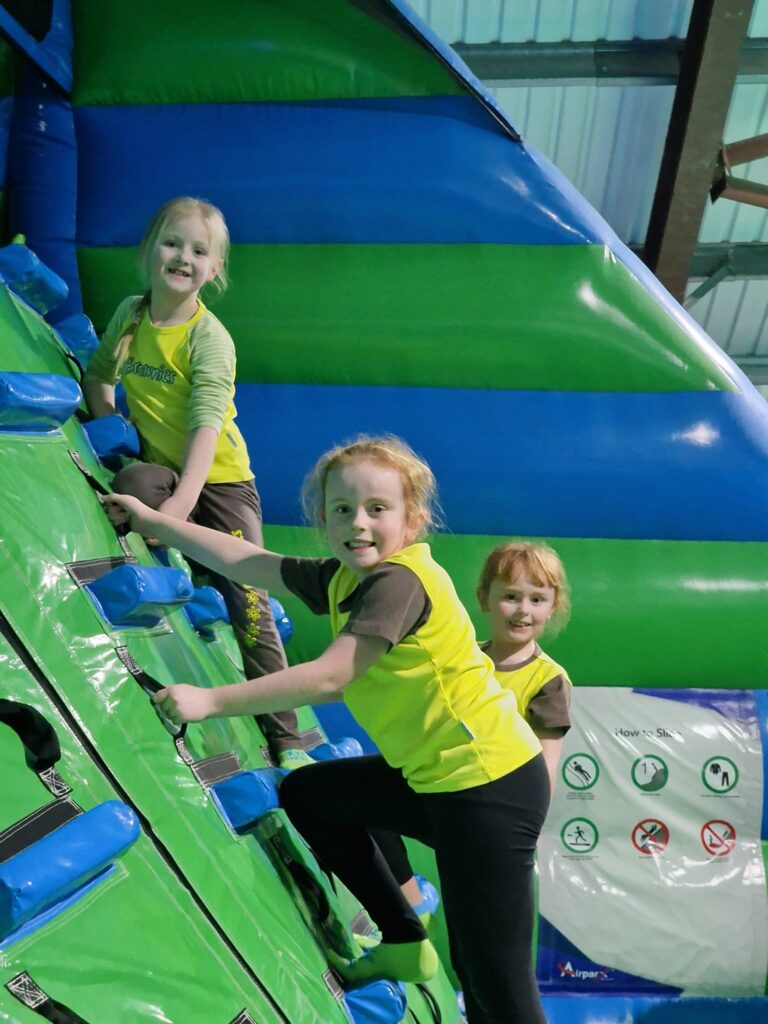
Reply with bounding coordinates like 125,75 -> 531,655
113,462 -> 177,508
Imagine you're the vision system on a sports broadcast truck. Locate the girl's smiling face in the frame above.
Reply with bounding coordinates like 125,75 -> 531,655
324,459 -> 417,578
484,572 -> 556,657
149,213 -> 221,304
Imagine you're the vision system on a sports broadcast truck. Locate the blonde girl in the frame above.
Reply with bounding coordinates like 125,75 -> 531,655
105,435 -> 550,1024
477,541 -> 572,793
84,196 -> 307,767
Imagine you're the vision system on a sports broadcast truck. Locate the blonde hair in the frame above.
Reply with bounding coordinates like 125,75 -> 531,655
302,434 -> 440,539
115,196 -> 230,367
477,541 -> 570,634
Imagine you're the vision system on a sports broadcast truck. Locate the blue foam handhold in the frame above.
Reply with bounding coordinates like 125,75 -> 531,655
0,243 -> 68,315
413,873 -> 440,917
82,414 -> 141,462
86,564 -> 194,628
185,585 -> 231,630
211,768 -> 284,833
344,980 -> 407,1024
269,596 -> 293,645
53,313 -> 99,366
311,736 -> 364,762
0,372 -> 81,432
0,800 -> 139,940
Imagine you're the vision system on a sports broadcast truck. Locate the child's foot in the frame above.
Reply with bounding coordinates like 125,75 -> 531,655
331,938 -> 439,986
277,748 -> 315,771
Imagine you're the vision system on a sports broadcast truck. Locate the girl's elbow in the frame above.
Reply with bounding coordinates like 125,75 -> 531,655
313,664 -> 352,701
317,677 -> 348,701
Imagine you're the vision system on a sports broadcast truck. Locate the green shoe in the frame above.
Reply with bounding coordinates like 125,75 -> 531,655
277,748 -> 315,771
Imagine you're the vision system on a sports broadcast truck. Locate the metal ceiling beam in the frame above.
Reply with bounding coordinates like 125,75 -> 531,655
641,0 -> 755,305
627,242 -> 768,279
452,37 -> 768,85
688,242 -> 768,278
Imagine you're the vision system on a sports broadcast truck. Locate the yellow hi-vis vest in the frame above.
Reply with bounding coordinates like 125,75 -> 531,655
330,543 -> 541,793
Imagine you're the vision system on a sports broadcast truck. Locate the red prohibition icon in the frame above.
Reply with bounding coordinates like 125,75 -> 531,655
632,819 -> 669,855
701,820 -> 736,857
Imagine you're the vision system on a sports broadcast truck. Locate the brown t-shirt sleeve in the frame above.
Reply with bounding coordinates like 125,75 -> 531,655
527,675 -> 572,734
340,563 -> 431,649
280,557 -> 340,615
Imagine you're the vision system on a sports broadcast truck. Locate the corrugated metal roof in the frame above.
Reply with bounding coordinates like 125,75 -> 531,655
685,278 -> 768,356
490,81 -> 674,244
409,0 -> 694,43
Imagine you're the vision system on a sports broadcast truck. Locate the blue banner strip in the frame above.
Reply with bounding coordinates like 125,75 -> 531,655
235,383 -> 768,541
540,995 -> 768,1023
74,97 -> 600,247
755,690 -> 768,841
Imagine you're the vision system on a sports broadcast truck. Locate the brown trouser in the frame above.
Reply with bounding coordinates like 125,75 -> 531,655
112,462 -> 302,754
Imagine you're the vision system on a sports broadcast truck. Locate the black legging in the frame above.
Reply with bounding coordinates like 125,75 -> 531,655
280,753 -> 550,1024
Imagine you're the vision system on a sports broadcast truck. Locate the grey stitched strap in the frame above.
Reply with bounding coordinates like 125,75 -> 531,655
5,973 -> 90,1022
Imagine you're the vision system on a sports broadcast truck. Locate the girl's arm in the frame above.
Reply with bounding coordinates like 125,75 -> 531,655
157,425 -> 218,521
538,732 -> 564,795
83,380 -> 119,418
103,493 -> 287,594
153,633 -> 389,724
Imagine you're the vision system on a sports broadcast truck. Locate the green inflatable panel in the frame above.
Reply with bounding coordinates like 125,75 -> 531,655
72,0 -> 463,106
264,526 -> 768,688
0,290 -> 461,1024
78,244 -> 737,393
0,632 -> 282,1024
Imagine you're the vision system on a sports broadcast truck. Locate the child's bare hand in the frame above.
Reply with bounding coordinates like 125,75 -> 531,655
101,493 -> 157,537
152,684 -> 216,724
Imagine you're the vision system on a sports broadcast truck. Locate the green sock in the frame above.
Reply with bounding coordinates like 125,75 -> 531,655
277,748 -> 315,770
331,938 -> 439,986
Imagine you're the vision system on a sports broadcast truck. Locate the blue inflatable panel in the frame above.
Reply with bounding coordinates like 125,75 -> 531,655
210,769 -> 284,833
0,0 -> 73,93
240,383 -> 768,541
312,703 -> 378,758
0,372 -> 81,432
0,244 -> 68,316
756,690 -> 768,841
54,313 -> 99,366
310,737 -> 365,762
74,99 -> 599,247
185,585 -> 230,630
0,97 -> 13,190
86,564 -> 193,628
269,596 -> 293,645
82,414 -> 140,463
343,981 -> 407,1024
0,800 -> 139,940
540,995 -> 768,1023
8,64 -> 81,321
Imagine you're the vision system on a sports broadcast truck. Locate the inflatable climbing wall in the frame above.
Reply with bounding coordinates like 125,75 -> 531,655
2,1 -> 767,1022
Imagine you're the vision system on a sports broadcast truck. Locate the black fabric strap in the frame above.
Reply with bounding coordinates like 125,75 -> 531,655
68,450 -> 132,553
416,983 -> 442,1024
0,797 -> 82,865
115,646 -> 186,740
114,647 -> 241,787
0,698 -> 60,772
5,973 -> 90,1023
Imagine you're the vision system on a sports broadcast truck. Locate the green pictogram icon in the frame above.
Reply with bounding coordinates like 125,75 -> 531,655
631,755 -> 668,792
562,753 -> 599,790
561,817 -> 599,853
702,756 -> 738,794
